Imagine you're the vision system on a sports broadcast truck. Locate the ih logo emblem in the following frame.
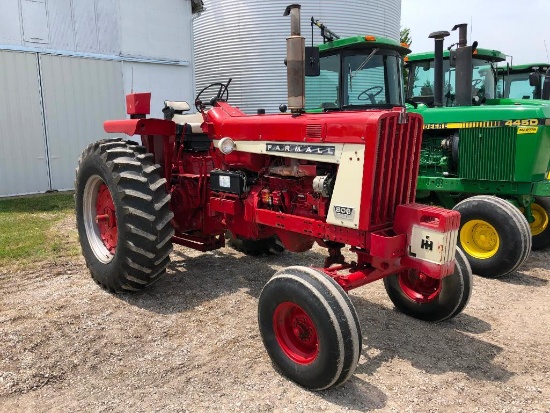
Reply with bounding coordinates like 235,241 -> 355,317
334,205 -> 355,221
421,236 -> 434,251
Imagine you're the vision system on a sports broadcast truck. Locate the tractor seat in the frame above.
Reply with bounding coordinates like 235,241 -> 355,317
163,100 -> 204,133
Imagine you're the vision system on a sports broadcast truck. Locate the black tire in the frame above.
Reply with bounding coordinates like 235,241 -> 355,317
453,195 -> 531,278
383,247 -> 473,322
258,266 -> 361,390
449,247 -> 473,318
75,138 -> 174,292
530,196 -> 550,251
226,231 -> 284,256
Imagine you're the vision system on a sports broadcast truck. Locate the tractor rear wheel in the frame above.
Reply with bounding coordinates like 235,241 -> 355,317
453,195 -> 531,278
75,138 -> 174,292
258,266 -> 361,390
530,197 -> 550,251
225,231 -> 284,256
383,247 -> 473,322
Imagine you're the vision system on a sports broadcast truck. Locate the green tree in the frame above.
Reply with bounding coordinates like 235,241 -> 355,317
400,27 -> 412,91
400,27 -> 412,48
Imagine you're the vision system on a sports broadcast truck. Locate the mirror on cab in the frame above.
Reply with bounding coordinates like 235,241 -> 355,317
305,46 -> 320,77
529,72 -> 541,87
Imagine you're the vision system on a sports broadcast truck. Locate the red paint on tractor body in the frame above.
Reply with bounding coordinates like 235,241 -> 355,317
101,92 -> 461,293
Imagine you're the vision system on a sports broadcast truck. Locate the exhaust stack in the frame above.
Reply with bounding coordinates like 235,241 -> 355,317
283,4 -> 305,113
429,31 -> 450,108
451,23 -> 474,106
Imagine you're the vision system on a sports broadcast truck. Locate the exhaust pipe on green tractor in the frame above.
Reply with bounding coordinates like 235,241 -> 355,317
283,4 -> 305,113
429,30 -> 450,108
451,23 -> 477,106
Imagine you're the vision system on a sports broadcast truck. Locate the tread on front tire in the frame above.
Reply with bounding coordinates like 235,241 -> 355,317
75,138 -> 174,292
453,195 -> 531,278
258,266 -> 361,390
383,247 -> 473,322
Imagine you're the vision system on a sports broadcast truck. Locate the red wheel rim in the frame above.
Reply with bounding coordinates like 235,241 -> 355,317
273,302 -> 319,365
96,183 -> 117,253
398,270 -> 442,303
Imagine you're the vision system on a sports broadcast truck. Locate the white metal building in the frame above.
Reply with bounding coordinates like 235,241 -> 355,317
0,0 -> 201,197
193,0 -> 401,114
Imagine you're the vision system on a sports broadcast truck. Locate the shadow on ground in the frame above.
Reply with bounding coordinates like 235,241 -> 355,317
353,295 -> 513,383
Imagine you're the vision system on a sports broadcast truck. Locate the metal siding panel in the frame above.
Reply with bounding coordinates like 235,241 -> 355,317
96,0 -> 121,54
73,0 -> 99,52
193,0 -> 401,114
46,0 -> 76,50
119,0 -> 192,60
0,51 -> 50,196
21,0 -> 50,44
40,55 -> 125,190
122,62 -> 195,118
0,0 -> 23,45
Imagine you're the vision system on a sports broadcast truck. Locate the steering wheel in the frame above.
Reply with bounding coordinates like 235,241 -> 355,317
472,79 -> 482,88
195,78 -> 232,111
357,86 -> 383,104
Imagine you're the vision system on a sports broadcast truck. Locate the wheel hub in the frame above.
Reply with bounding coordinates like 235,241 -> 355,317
460,219 -> 500,259
529,203 -> 549,236
96,184 -> 117,253
398,270 -> 442,303
83,175 -> 117,263
273,302 -> 319,365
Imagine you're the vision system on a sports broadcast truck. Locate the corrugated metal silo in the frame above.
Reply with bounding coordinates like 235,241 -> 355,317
193,0 -> 401,114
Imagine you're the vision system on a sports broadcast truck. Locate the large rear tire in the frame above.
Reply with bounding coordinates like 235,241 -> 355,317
383,247 -> 473,322
530,197 -> 550,251
453,195 -> 531,278
258,266 -> 361,390
75,138 -> 174,292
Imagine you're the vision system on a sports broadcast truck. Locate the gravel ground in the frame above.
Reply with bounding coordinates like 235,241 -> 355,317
1,217 -> 549,412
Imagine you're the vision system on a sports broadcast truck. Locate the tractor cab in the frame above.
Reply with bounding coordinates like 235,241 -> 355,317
406,48 -> 506,107
305,34 -> 410,112
496,63 -> 549,100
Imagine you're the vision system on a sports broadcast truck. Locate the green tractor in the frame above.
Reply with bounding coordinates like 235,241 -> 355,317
405,24 -> 550,278
496,63 -> 549,100
305,21 -> 550,278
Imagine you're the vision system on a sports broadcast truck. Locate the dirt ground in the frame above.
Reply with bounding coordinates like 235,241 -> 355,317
1,217 -> 549,413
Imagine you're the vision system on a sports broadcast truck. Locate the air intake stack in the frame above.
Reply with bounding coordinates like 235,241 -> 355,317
429,30 -> 450,108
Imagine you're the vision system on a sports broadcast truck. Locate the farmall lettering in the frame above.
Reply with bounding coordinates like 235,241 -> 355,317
265,143 -> 335,155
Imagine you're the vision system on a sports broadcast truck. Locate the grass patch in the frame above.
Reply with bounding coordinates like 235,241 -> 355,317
0,192 -> 79,269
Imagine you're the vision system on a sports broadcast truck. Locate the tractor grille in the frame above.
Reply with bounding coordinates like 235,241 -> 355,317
458,127 -> 516,181
370,113 -> 423,227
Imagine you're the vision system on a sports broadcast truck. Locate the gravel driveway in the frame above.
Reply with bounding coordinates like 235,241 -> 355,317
1,217 -> 549,412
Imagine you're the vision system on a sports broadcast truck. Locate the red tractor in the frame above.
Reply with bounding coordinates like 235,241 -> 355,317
75,5 -> 472,390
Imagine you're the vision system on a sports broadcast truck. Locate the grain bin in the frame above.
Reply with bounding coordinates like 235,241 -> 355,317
193,0 -> 401,114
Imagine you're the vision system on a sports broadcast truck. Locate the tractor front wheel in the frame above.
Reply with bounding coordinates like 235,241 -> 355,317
453,195 -> 531,278
529,197 -> 550,251
75,138 -> 174,292
258,266 -> 361,390
383,247 -> 473,322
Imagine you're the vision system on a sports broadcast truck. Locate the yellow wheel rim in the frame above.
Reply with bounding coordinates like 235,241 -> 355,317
530,203 -> 549,236
460,219 -> 500,259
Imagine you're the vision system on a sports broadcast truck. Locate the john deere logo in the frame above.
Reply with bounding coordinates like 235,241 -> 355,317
334,205 -> 354,221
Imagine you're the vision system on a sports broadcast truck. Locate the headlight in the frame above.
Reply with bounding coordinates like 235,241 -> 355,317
218,137 -> 236,155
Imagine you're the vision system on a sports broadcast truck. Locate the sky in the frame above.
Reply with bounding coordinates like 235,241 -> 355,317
401,0 -> 550,65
